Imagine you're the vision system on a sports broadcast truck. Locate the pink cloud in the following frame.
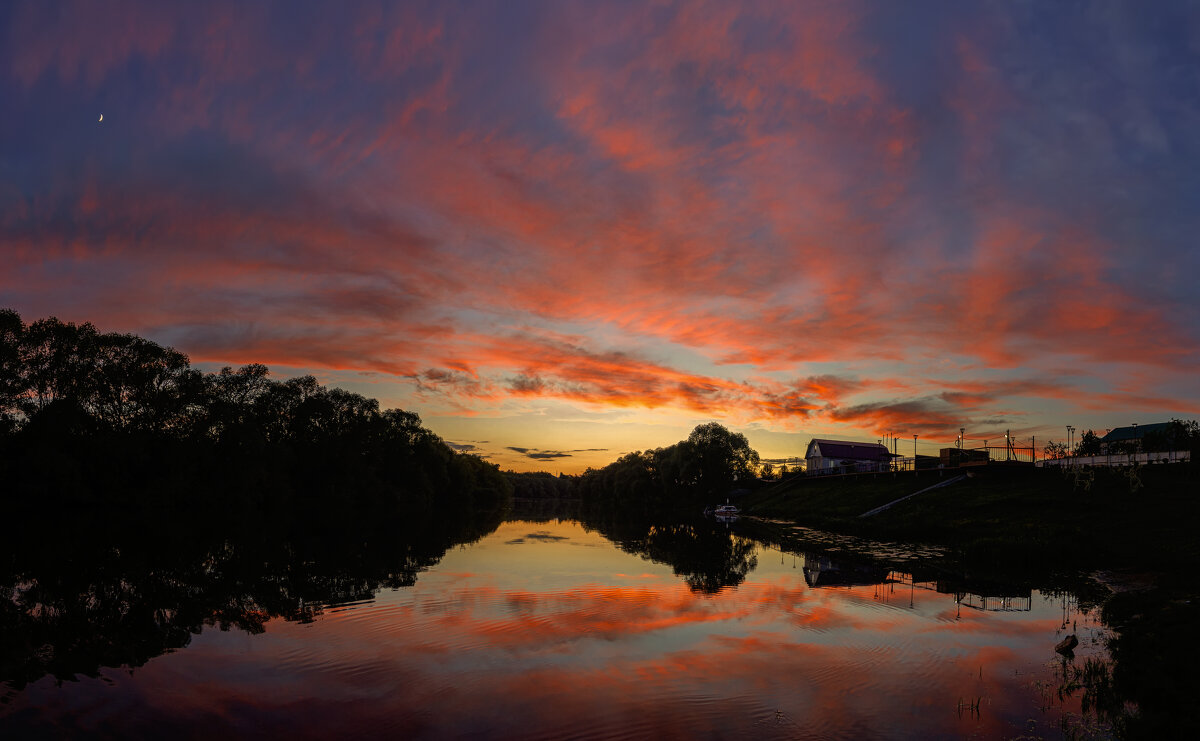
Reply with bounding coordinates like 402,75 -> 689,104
4,0 -> 1198,457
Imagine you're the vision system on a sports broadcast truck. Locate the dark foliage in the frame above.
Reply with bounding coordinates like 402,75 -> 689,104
0,309 -> 511,516
576,422 -> 761,511
1075,429 -> 1103,456
506,471 -> 579,500
1103,590 -> 1200,740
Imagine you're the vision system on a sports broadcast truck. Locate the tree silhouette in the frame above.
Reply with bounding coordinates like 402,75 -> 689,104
685,422 -> 760,498
579,422 -> 762,509
1075,430 -> 1102,456
0,308 -> 23,434
0,309 -> 511,515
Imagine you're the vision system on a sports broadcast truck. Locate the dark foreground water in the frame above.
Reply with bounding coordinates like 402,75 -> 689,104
1,517 -> 1119,739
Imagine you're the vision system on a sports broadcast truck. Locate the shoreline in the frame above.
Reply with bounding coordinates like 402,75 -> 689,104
741,463 -> 1200,579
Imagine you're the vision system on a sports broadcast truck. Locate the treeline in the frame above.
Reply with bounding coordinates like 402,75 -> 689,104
507,471 -> 579,499
574,422 -> 762,511
0,309 -> 510,517
504,423 -> 763,512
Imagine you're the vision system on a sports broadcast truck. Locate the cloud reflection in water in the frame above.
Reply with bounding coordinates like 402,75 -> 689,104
2,520 -> 1109,739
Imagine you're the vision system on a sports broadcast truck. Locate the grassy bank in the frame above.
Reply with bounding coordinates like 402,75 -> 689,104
743,462 -> 1200,578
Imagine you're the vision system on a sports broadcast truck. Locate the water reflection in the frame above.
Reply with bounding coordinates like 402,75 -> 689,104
799,552 -> 1035,615
580,513 -> 758,593
0,509 -> 501,692
1,516 -> 1130,739
801,552 -> 892,589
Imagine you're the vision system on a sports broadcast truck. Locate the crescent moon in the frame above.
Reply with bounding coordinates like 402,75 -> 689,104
99,114 -> 103,122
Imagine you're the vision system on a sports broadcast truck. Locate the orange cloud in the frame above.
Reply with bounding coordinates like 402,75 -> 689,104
4,0 -> 1198,460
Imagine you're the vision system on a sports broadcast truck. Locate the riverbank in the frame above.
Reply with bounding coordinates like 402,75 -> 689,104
743,463 -> 1200,578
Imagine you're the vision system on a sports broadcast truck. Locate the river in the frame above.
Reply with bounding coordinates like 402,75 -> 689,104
0,515 -> 1121,739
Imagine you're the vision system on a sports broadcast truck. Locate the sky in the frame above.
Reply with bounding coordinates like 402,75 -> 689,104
3,0 -> 1199,473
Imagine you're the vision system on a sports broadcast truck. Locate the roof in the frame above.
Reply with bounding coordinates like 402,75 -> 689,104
805,438 -> 891,462
1101,422 -> 1172,442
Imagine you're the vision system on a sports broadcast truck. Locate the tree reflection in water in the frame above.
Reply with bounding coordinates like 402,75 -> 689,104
2,508 -> 1185,739
0,507 -> 503,691
579,512 -> 758,594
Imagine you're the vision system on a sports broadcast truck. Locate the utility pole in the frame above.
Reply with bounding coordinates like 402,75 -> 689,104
913,434 -> 918,470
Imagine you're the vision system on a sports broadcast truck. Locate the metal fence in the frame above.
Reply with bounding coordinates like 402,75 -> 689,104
1036,450 -> 1191,468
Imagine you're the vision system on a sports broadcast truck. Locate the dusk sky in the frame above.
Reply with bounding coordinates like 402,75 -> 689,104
3,0 -> 1199,472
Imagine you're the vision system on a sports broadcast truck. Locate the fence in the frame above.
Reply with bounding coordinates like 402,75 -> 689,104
1036,450 -> 1191,468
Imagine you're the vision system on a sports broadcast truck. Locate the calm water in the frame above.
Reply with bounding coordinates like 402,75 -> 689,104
1,517 -> 1116,739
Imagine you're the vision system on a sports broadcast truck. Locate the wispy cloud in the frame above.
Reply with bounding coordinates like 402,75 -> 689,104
507,447 -> 572,461
4,0 -> 1199,468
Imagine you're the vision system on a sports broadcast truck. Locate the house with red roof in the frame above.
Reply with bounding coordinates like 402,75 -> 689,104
805,438 -> 892,474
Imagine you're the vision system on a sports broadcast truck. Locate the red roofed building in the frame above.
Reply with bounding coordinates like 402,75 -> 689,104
805,438 -> 892,474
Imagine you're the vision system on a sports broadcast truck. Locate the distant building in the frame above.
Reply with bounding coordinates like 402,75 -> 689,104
1100,422 -> 1172,453
914,453 -> 941,470
940,448 -> 989,467
805,439 -> 891,473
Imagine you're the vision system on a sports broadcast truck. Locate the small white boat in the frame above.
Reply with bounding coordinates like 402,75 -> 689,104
713,504 -> 739,516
